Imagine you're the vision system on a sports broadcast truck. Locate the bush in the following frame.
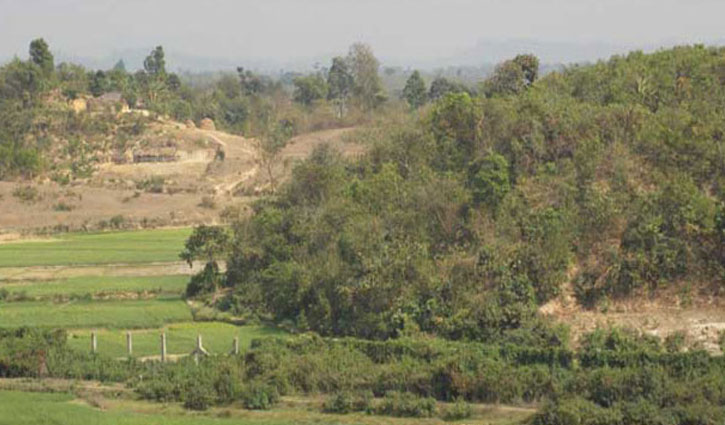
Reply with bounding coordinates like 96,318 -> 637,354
242,381 -> 280,410
12,186 -> 40,203
53,202 -> 75,212
198,196 -> 217,209
183,384 -> 215,411
375,392 -> 437,418
323,391 -> 373,414
441,397 -> 473,421
533,398 -> 623,425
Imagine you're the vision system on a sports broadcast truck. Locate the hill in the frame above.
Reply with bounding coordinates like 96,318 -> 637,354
183,45 -> 725,350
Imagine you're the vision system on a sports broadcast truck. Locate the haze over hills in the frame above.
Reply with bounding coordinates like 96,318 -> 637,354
16,38 -> 724,74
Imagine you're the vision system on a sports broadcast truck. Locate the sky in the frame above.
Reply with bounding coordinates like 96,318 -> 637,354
1,0 -> 724,71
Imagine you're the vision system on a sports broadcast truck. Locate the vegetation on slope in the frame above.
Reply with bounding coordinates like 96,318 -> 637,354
185,45 -> 725,342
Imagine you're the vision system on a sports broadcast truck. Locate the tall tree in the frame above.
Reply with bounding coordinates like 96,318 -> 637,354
293,74 -> 328,106
347,43 -> 386,111
113,59 -> 126,72
429,77 -> 460,101
143,46 -> 166,77
327,56 -> 353,117
89,70 -> 108,97
237,67 -> 266,96
402,70 -> 427,109
29,38 -> 54,75
257,104 -> 293,193
484,54 -> 540,97
513,54 -> 540,86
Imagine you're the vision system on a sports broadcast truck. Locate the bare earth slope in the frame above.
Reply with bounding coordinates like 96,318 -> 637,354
0,121 -> 360,233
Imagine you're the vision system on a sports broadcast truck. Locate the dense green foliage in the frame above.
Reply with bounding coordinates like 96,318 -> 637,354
3,327 -> 725,423
192,46 -> 725,343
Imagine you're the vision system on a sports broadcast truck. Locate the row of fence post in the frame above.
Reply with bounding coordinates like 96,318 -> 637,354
90,331 -> 240,360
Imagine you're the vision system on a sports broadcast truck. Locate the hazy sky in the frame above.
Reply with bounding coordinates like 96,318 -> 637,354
1,0 -> 724,70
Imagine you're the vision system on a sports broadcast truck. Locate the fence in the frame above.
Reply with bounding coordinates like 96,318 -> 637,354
89,331 -> 240,361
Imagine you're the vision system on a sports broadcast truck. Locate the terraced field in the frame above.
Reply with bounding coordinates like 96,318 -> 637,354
0,228 -> 282,357
0,228 -> 192,267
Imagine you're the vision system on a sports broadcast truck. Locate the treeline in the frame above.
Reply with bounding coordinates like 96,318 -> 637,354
2,39 -> 441,180
183,45 -> 725,342
2,327 -> 725,423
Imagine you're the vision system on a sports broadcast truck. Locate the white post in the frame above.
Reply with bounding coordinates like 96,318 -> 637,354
233,337 -> 239,355
160,333 -> 167,362
91,332 -> 97,354
126,332 -> 133,356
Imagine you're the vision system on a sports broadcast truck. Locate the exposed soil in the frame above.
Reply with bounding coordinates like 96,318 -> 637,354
0,122 -> 359,233
541,278 -> 725,353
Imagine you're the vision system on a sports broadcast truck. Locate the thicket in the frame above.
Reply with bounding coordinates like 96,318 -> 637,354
183,45 -> 725,342
2,327 -> 725,422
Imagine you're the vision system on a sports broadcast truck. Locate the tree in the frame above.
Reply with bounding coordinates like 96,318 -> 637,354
467,153 -> 511,209
113,59 -> 126,72
348,43 -> 386,111
484,54 -> 540,97
89,70 -> 108,97
327,56 -> 353,117
485,61 -> 526,97
429,77 -> 459,101
166,73 -> 181,91
143,46 -> 166,77
29,38 -> 54,75
402,70 -> 427,109
513,54 -> 540,86
257,105 -> 294,192
293,74 -> 328,106
180,225 -> 230,297
237,67 -> 266,96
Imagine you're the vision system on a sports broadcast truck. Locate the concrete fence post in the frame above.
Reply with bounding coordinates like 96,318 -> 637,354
91,332 -> 97,354
191,333 -> 209,364
126,332 -> 133,356
160,333 -> 167,363
232,337 -> 239,355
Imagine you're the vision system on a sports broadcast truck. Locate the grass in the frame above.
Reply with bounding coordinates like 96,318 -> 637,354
0,228 -> 192,267
0,298 -> 192,329
66,322 -> 286,358
0,275 -> 189,298
0,391 -> 285,425
0,390 -> 535,425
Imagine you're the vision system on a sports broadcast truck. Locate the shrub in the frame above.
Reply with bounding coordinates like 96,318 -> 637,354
375,391 -> 437,418
53,202 -> 75,212
242,381 -> 280,410
664,331 -> 686,353
137,176 -> 165,193
109,215 -> 126,229
323,391 -> 373,414
12,186 -> 40,203
441,397 -> 473,421
184,384 -> 215,411
198,196 -> 217,209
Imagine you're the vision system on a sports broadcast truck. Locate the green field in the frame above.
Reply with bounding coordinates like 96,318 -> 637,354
0,228 -> 287,359
0,275 -> 188,298
0,298 -> 192,329
0,391 -> 285,425
0,228 -> 191,267
67,322 -> 286,357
